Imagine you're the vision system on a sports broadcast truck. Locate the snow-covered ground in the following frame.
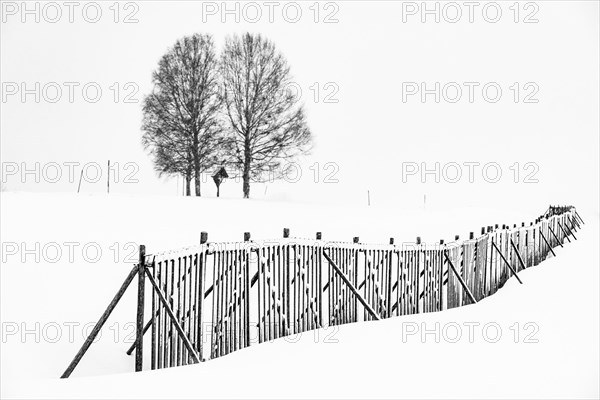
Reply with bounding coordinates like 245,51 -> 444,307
1,192 -> 598,399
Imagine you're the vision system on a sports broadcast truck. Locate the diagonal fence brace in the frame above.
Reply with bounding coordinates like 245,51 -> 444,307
144,267 -> 201,364
443,251 -> 477,304
126,309 -> 160,356
539,229 -> 557,257
567,216 -> 579,232
557,222 -> 573,243
563,220 -> 577,240
510,239 -> 527,271
491,241 -> 523,284
575,211 -> 585,225
61,265 -> 138,378
548,226 -> 563,248
323,250 -> 380,320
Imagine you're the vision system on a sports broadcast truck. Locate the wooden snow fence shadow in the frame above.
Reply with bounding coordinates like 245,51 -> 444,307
61,206 -> 584,377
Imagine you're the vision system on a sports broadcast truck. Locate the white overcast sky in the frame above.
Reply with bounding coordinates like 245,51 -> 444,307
1,1 -> 598,214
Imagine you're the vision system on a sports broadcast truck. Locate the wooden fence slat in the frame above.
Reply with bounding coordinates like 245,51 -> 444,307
491,242 -> 523,284
135,246 -> 146,372
444,251 -> 477,305
151,259 -> 156,370
323,251 -> 380,320
144,268 -> 201,364
510,239 -> 527,272
539,229 -> 557,257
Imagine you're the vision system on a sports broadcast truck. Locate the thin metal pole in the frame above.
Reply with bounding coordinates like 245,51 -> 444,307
76,169 -> 84,193
107,160 -> 110,194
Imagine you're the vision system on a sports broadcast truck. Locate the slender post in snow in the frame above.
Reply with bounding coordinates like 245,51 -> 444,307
107,160 -> 110,194
77,169 -> 84,193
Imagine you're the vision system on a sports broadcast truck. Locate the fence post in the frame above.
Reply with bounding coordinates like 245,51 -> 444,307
415,236 -> 421,313
440,240 -> 446,311
136,245 -> 146,372
316,232 -> 323,327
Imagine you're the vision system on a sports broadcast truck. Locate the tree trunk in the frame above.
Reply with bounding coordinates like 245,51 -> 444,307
242,168 -> 250,199
194,174 -> 201,197
185,172 -> 191,196
242,136 -> 251,199
193,136 -> 201,197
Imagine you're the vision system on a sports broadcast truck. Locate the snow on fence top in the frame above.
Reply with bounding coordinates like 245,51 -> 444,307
60,206 -> 584,378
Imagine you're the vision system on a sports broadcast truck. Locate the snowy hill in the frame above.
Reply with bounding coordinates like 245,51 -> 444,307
1,192 -> 598,399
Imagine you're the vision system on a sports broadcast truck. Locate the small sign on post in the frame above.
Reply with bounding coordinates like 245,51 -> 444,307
212,167 -> 229,197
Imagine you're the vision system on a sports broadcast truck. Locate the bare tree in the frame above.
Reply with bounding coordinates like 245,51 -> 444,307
142,33 -> 223,196
142,122 -> 194,194
220,33 -> 312,198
